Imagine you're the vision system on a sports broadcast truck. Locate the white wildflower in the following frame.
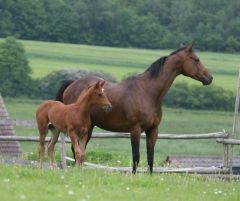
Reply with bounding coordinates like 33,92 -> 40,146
3,178 -> 10,182
68,190 -> 74,195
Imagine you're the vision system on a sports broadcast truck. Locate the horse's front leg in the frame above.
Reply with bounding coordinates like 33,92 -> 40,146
130,126 -> 141,174
145,126 -> 158,174
69,131 -> 83,166
71,125 -> 94,163
78,132 -> 89,163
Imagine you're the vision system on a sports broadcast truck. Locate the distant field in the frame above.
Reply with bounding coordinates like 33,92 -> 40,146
0,39 -> 239,91
4,98 -> 234,166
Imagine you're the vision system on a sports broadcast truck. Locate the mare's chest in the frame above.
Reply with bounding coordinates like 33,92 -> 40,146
124,95 -> 162,128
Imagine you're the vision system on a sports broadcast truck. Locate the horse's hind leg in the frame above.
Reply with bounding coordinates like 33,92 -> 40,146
38,124 -> 48,168
47,126 -> 60,169
130,126 -> 141,174
145,127 -> 158,174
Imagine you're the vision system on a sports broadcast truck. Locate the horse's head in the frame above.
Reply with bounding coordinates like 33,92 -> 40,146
176,43 -> 213,85
90,80 -> 112,112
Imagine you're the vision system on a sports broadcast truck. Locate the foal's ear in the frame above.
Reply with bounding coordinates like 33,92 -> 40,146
179,42 -> 185,48
94,80 -> 101,88
99,80 -> 106,87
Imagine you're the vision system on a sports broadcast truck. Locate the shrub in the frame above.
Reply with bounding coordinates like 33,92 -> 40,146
0,37 -> 32,97
164,82 -> 235,111
35,68 -> 116,99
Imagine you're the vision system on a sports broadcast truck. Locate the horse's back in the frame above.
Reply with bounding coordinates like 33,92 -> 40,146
63,76 -> 112,104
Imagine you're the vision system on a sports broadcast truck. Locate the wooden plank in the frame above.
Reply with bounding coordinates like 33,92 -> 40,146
82,161 -> 229,174
232,70 -> 240,139
0,131 -> 228,142
216,138 -> 240,145
168,155 -> 240,168
0,119 -> 36,128
91,131 -> 228,139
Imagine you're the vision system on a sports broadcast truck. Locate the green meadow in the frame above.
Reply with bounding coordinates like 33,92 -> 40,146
4,98 -> 236,167
1,40 -> 240,201
0,39 -> 239,91
1,38 -> 239,164
0,164 -> 239,201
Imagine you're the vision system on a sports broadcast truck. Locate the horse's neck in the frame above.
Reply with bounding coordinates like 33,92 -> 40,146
143,61 -> 180,105
75,93 -> 92,116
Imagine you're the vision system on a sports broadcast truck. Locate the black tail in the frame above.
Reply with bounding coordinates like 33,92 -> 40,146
56,80 -> 75,102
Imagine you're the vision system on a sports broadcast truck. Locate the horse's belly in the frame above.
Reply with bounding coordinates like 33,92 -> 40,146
91,108 -> 160,133
91,109 -> 131,132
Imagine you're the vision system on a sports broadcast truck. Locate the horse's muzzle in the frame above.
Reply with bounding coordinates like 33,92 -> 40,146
102,104 -> 112,112
202,75 -> 213,85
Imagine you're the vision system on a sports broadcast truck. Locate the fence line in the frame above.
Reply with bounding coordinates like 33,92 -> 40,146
0,131 -> 228,142
0,119 -> 36,128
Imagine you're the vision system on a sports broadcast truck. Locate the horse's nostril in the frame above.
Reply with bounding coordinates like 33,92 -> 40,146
102,104 -> 112,112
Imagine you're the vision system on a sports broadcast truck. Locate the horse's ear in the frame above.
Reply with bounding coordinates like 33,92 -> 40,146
100,80 -> 105,87
179,42 -> 185,48
186,43 -> 193,52
94,81 -> 101,88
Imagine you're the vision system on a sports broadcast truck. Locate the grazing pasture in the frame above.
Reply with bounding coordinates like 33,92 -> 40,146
0,164 -> 239,201
0,39 -> 240,200
4,98 -> 234,166
0,39 -> 239,91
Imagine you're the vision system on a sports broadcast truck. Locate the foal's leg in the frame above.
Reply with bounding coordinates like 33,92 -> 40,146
38,124 -> 48,168
47,127 -> 60,168
145,127 -> 158,174
130,126 -> 141,174
71,125 -> 94,163
69,132 -> 83,166
78,133 -> 89,163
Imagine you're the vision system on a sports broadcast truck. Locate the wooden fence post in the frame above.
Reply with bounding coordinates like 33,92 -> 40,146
60,133 -> 67,169
228,70 -> 240,173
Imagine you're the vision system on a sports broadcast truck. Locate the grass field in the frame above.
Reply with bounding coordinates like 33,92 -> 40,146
0,38 -> 239,91
4,98 -> 237,166
0,164 -> 239,201
1,39 -> 240,200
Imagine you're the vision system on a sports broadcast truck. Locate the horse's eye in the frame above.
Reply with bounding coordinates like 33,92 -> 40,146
97,93 -> 103,97
195,58 -> 200,62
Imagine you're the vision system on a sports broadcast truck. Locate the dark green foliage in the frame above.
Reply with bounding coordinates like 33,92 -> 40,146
164,82 -> 235,111
0,0 -> 239,51
0,36 -> 32,97
36,69 -> 116,99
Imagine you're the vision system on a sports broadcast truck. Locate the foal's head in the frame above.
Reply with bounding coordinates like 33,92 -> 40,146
87,80 -> 112,112
172,43 -> 213,85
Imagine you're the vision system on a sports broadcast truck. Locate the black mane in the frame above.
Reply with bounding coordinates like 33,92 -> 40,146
145,47 -> 187,79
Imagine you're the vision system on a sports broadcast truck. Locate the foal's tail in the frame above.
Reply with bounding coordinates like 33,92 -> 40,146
56,80 -> 75,102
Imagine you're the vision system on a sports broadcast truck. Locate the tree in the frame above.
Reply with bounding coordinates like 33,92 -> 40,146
0,36 -> 32,97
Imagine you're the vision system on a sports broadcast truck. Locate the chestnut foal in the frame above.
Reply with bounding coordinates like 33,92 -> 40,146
36,80 -> 112,168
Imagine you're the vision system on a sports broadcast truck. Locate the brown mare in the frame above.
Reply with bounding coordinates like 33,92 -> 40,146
36,80 -> 112,168
55,44 -> 213,173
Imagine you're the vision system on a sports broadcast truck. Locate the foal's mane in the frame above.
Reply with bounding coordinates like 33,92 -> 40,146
145,47 -> 187,79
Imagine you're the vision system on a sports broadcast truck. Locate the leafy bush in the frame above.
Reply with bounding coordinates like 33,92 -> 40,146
0,37 -> 32,97
36,68 -> 116,99
164,82 -> 235,111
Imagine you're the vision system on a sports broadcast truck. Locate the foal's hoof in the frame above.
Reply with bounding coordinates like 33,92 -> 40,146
49,164 -> 57,169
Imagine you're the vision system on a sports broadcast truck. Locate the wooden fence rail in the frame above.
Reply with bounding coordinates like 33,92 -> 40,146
0,131 -> 228,142
0,119 -> 36,128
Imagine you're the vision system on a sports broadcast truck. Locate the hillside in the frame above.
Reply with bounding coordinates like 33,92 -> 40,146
2,39 -> 239,92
